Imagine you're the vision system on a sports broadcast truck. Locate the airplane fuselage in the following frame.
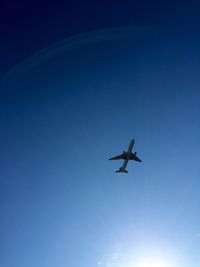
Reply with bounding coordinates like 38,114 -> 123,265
109,138 -> 142,173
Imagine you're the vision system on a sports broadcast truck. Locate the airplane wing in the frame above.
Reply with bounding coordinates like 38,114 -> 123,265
134,155 -> 142,162
109,154 -> 125,160
130,153 -> 142,162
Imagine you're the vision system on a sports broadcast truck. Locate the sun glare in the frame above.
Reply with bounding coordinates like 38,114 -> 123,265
137,258 -> 172,267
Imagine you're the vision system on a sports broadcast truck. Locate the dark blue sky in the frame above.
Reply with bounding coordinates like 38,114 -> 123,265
1,1 -> 200,267
1,0 -> 200,74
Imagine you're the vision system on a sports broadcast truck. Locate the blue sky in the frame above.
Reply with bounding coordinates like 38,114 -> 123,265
1,2 -> 200,267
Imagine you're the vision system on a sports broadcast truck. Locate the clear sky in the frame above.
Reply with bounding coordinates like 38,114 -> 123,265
1,2 -> 200,267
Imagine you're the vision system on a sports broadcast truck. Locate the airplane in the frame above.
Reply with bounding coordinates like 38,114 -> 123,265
109,138 -> 142,173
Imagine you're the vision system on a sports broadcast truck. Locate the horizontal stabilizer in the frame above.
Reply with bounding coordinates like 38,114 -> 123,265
115,168 -> 128,173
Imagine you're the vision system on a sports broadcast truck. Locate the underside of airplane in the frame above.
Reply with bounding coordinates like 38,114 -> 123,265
109,139 -> 142,173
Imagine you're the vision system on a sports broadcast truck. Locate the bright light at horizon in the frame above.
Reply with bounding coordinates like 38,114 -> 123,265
137,258 -> 172,267
99,241 -> 180,267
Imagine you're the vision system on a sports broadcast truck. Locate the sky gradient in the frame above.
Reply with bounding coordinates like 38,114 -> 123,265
1,2 -> 200,267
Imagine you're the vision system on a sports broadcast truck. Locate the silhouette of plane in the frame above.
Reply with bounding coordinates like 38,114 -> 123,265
109,139 -> 142,173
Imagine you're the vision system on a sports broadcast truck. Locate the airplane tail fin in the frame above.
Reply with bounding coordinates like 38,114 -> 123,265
115,168 -> 128,173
